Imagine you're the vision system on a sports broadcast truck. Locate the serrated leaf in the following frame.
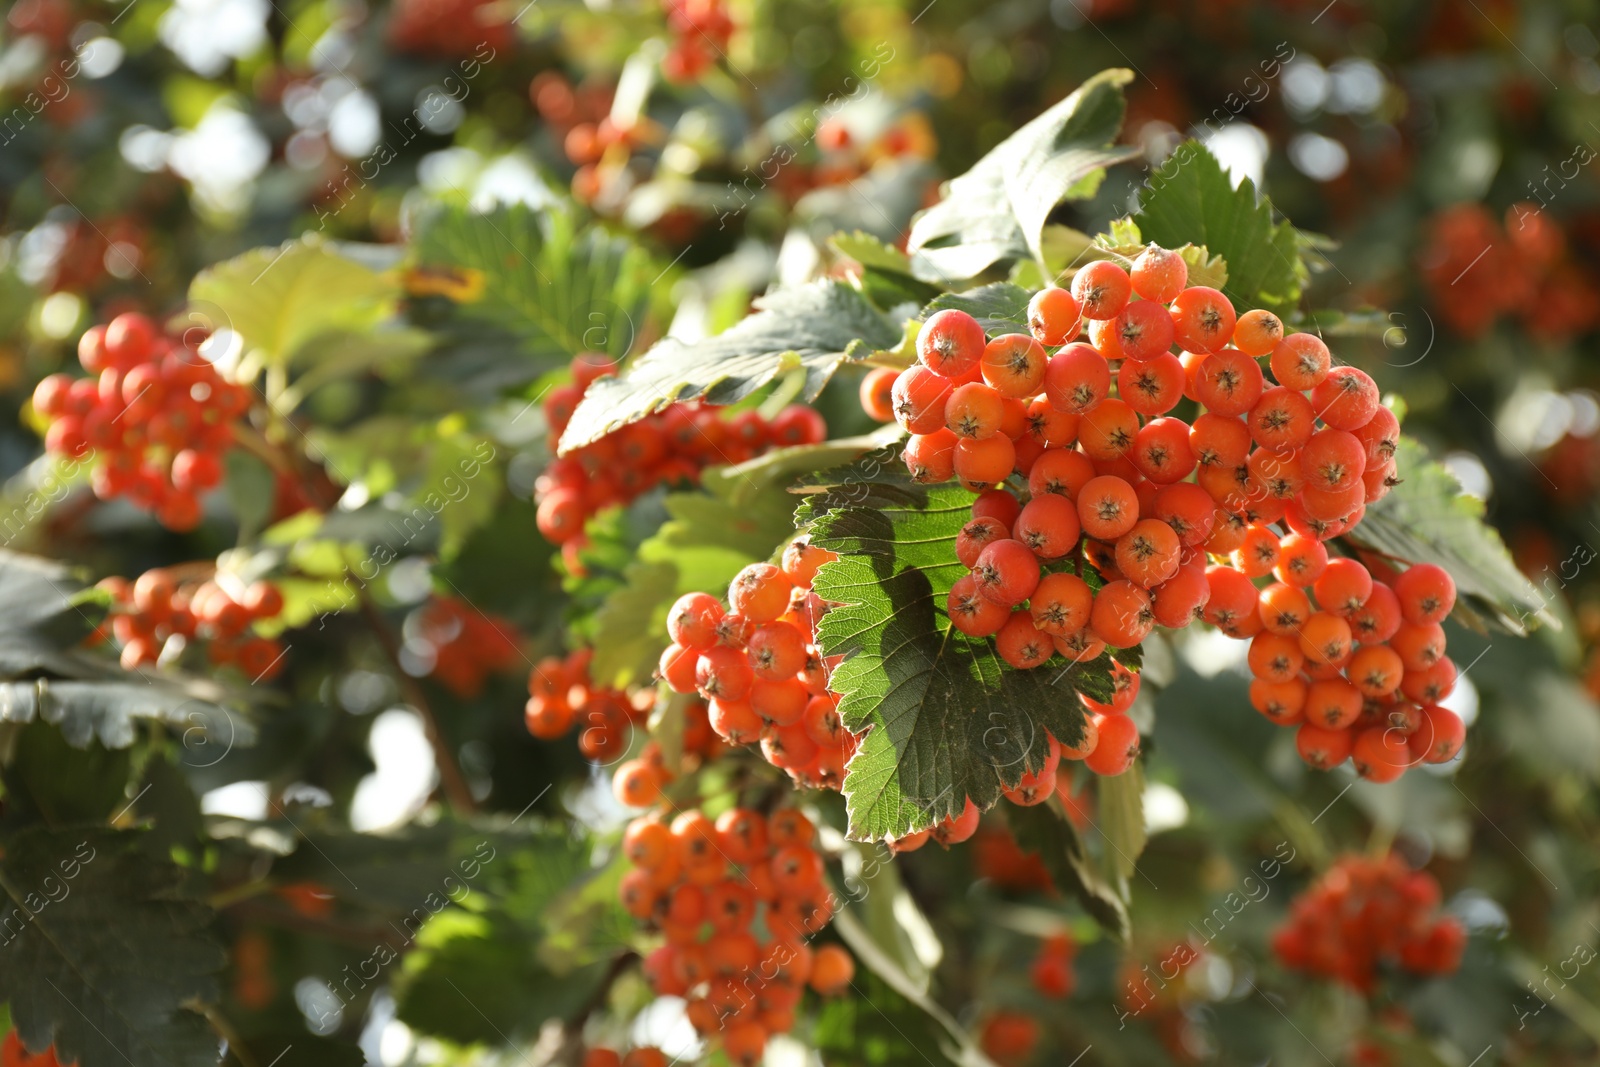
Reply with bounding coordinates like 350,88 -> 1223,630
412,202 -> 666,370
1133,140 -> 1304,311
831,231 -> 945,311
907,69 -> 1139,283
1096,760 -> 1147,888
1345,435 -> 1554,634
559,281 -> 900,452
921,284 -> 1033,336
188,236 -> 396,364
802,458 -> 1115,841
0,827 -> 223,1067
1002,800 -> 1130,941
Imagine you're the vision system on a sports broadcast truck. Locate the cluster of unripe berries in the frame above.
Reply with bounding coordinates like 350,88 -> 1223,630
861,246 -> 1463,780
657,542 -> 858,791
1272,853 -> 1466,992
403,597 -> 522,699
661,0 -> 734,83
34,312 -> 250,531
620,807 -> 854,1065
540,353 -> 827,556
94,570 -> 285,678
2,1034 -> 69,1067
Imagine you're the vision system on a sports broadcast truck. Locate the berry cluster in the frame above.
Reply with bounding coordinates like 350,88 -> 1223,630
33,312 -> 251,531
661,0 -> 734,83
1,1034 -> 70,1067
523,648 -> 720,771
94,570 -> 285,677
386,0 -> 513,57
1029,933 -> 1077,998
657,542 -> 858,792
1419,202 -> 1598,344
1250,558 -> 1467,783
621,807 -> 853,1065
580,1049 -> 671,1067
405,597 -> 522,698
539,353 -> 827,557
1272,853 -> 1466,992
877,248 -> 1463,781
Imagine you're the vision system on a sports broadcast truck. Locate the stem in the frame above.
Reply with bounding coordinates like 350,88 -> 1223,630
201,1006 -> 259,1067
568,950 -> 637,1031
358,594 -> 479,813
208,877 -> 275,910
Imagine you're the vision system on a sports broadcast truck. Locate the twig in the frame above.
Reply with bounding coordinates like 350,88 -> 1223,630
358,594 -> 480,813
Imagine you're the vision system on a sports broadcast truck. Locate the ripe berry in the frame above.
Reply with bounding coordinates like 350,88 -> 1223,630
1076,475 -> 1139,540
892,365 -> 956,434
1111,300 -> 1176,362
1412,704 -> 1465,764
669,592 -> 725,649
1393,563 -> 1456,625
1030,572 -> 1094,635
769,405 -> 827,446
946,382 -> 1006,439
1269,333 -> 1331,391
1298,612 -> 1353,665
1130,245 -> 1188,303
1118,353 -> 1186,417
948,574 -> 1009,637
1044,343 -> 1111,414
1013,494 -> 1081,559
729,563 -> 792,623
1232,308 -> 1283,356
1085,712 -> 1139,775
1129,415 -> 1195,484
1312,557 -> 1374,617
1248,385 -> 1312,454
973,539 -> 1041,607
1090,580 -> 1154,648
1312,366 -> 1381,431
810,944 -> 855,996
1071,260 -> 1131,320
904,429 -> 958,482
995,612 -> 1052,669
1194,348 -> 1264,417
1250,677 -> 1307,724
747,622 -> 808,680
1077,397 -> 1139,461
1170,286 -> 1237,353
1248,632 -> 1304,683
980,334 -> 1047,398
952,435 -> 1015,490
1301,428 -> 1367,493
1258,583 -> 1312,636
918,309 -> 987,379
1027,287 -> 1082,346
1295,722 -> 1353,770
1114,519 -> 1181,588
859,367 -> 899,422
957,516 -> 1009,569
696,645 -> 754,701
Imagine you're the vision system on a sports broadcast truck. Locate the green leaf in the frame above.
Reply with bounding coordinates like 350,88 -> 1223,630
907,69 -> 1139,283
559,280 -> 901,452
922,284 -> 1032,336
830,231 -> 944,311
1,720 -> 130,825
810,969 -> 963,1067
395,911 -> 608,1044
1002,800 -> 1130,941
0,827 -> 223,1067
1132,140 -> 1305,312
1096,760 -> 1147,889
1344,435 -> 1555,635
423,434 -> 502,561
802,457 -> 1115,841
411,202 -> 666,368
188,236 -> 397,364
